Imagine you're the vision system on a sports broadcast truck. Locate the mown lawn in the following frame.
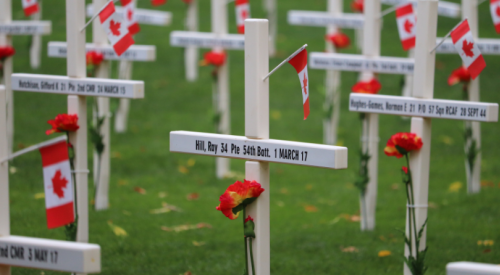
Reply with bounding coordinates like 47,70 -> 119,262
6,0 -> 500,274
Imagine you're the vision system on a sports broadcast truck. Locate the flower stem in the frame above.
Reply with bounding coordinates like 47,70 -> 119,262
405,154 -> 419,256
249,237 -> 256,275
243,208 -> 249,275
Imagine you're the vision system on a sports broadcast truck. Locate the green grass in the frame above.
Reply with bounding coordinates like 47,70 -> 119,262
6,0 -> 500,274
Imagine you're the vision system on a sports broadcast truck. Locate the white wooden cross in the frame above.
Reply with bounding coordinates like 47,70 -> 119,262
87,1 -> 171,134
29,0 -> 43,69
306,0 -> 415,231
433,0 -> 500,194
47,0 -> 157,211
8,0 -> 144,259
170,19 -> 348,275
380,0 -> 461,98
347,1 -> 498,273
0,85 -> 101,275
287,0 -> 365,146
170,0 -> 245,179
262,0 -> 277,57
0,0 -> 51,155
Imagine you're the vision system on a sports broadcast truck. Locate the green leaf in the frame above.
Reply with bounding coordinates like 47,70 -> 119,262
395,145 -> 408,155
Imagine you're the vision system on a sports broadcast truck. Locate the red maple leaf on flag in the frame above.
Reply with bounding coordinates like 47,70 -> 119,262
241,9 -> 248,20
51,170 -> 68,198
303,75 -> 308,95
404,19 -> 414,34
109,20 -> 121,36
496,6 -> 500,17
462,40 -> 475,57
127,9 -> 133,21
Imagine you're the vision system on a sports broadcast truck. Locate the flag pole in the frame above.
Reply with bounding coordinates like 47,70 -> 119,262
430,18 -> 467,53
379,4 -> 400,19
263,44 -> 307,81
0,135 -> 67,163
80,0 -> 119,32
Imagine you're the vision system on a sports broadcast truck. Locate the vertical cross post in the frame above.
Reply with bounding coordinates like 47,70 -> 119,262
212,0 -> 231,178
65,0 -> 89,245
323,0 -> 342,145
92,0 -> 111,210
359,0 -> 381,231
404,1 -> 438,274
0,0 -> 13,155
115,61 -> 132,132
185,0 -> 199,81
462,0 -> 481,194
0,85 -> 10,275
30,2 -> 42,69
262,0 -> 277,57
244,19 -> 270,275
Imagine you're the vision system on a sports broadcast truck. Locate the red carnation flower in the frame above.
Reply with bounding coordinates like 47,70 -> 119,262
325,32 -> 351,49
0,46 -> 15,60
216,180 -> 265,220
351,0 -> 363,13
448,66 -> 471,86
351,78 -> 382,94
46,114 -> 80,135
200,51 -> 226,67
86,51 -> 104,67
384,132 -> 423,158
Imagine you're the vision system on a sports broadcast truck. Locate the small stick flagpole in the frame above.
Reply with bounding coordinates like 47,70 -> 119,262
379,4 -> 400,19
80,0 -> 119,32
430,18 -> 467,53
263,44 -> 307,81
0,135 -> 67,163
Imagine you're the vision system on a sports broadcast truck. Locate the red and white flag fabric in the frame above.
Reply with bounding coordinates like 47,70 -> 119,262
39,140 -> 75,229
120,0 -> 140,35
395,3 -> 416,51
490,0 -> 500,33
21,0 -> 39,17
99,1 -> 135,56
288,49 -> 310,120
450,19 -> 486,80
235,0 -> 250,34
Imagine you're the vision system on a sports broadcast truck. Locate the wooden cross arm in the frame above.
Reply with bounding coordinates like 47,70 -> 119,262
48,42 -> 157,62
170,31 -> 245,50
0,235 -> 100,273
380,0 -> 460,18
170,131 -> 348,169
86,4 -> 172,26
287,10 -> 364,29
309,52 -> 415,75
11,74 -> 145,99
349,93 -> 499,122
446,262 -> 500,275
0,21 -> 51,35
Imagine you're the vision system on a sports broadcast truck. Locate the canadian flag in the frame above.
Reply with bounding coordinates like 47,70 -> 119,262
39,140 -> 75,229
395,3 -> 416,51
99,1 -> 135,56
120,0 -> 140,35
21,0 -> 39,17
288,49 -> 310,120
450,19 -> 486,80
490,0 -> 500,33
235,0 -> 250,34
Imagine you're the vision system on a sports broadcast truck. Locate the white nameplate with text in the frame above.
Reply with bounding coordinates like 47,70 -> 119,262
87,4 -> 171,26
170,131 -> 348,169
12,74 -> 144,99
435,38 -> 500,55
380,0 -> 460,18
310,52 -> 414,74
48,42 -> 156,61
288,11 -> 364,29
170,31 -> 245,50
0,236 -> 100,273
349,94 -> 499,122
0,21 -> 51,35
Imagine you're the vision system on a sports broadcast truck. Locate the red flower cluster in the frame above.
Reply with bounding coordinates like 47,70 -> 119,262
325,32 -> 351,49
151,0 -> 166,6
0,46 -> 15,60
201,51 -> 226,67
46,114 -> 80,135
448,66 -> 471,86
351,0 -> 363,13
216,180 -> 265,220
384,132 -> 423,158
86,51 -> 104,67
351,78 -> 382,94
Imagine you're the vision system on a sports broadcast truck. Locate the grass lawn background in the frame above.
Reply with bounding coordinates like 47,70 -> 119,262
5,0 -> 500,274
